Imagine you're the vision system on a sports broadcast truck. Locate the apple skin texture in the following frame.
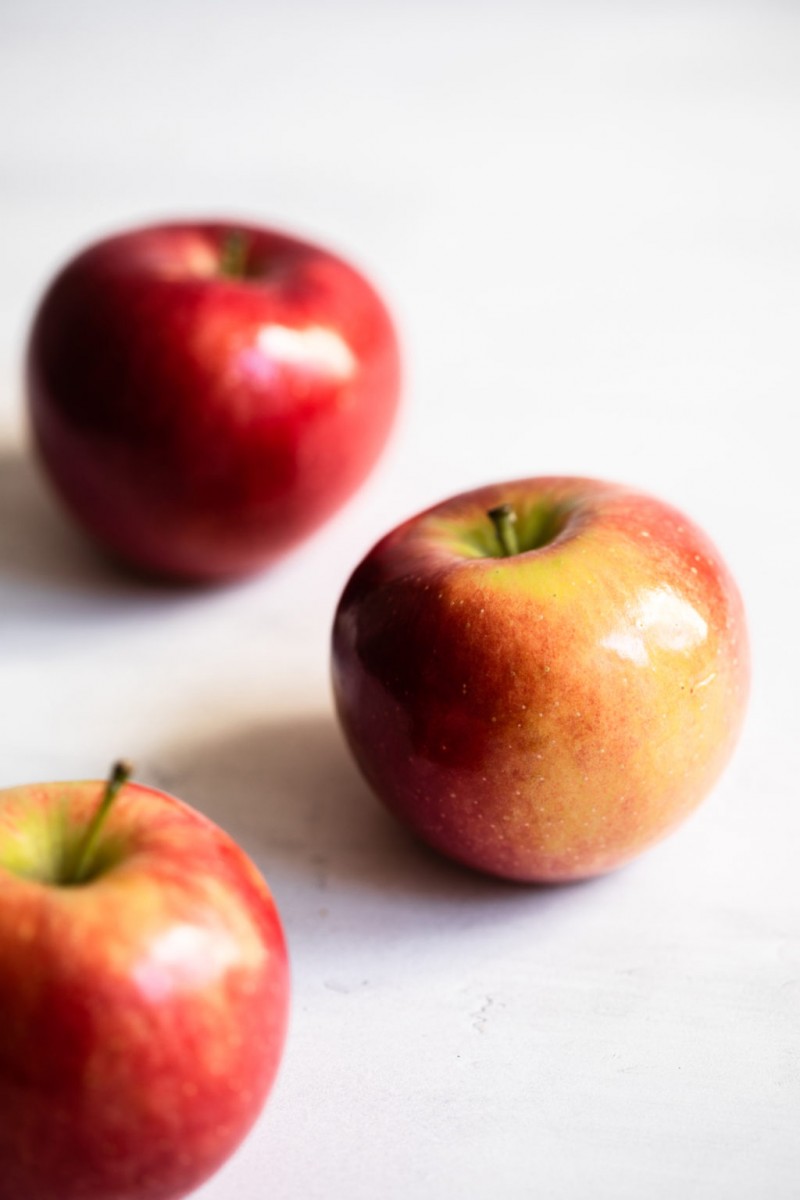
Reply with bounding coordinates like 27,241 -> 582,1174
332,477 -> 750,883
0,780 -> 289,1200
27,221 -> 400,581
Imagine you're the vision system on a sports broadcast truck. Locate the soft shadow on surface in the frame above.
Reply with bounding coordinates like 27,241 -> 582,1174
0,446 -> 106,584
153,711 -> 600,922
0,446 -> 204,619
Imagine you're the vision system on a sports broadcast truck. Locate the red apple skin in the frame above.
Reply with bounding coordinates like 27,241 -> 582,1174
27,221 -> 400,582
332,477 -> 750,883
0,779 -> 289,1200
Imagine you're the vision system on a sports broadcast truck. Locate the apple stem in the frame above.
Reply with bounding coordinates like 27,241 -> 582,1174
219,229 -> 249,279
488,504 -> 519,557
70,760 -> 133,885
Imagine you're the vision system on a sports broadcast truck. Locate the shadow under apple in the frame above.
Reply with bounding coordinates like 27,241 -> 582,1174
151,711 -> 597,946
0,444 -> 209,622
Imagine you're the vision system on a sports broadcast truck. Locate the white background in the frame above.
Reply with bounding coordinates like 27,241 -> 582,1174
0,2 -> 798,1197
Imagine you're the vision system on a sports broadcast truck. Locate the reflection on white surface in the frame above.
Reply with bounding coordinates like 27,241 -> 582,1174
602,587 -> 708,667
133,922 -> 240,1002
257,324 -> 356,379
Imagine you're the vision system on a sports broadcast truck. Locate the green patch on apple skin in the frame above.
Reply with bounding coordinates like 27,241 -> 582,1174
436,500 -> 573,561
0,797 -> 71,883
0,775 -> 130,887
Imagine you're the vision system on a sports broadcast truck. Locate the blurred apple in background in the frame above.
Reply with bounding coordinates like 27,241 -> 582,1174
26,220 -> 401,582
332,476 -> 750,883
0,764 -> 289,1200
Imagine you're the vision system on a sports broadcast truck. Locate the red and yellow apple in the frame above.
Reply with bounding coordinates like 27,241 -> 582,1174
332,477 -> 750,882
26,220 -> 400,582
0,765 -> 289,1200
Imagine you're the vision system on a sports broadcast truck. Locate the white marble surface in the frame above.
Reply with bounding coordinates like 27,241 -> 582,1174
1,1 -> 798,1197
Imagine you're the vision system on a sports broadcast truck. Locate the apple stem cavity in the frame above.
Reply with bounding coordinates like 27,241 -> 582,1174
69,760 -> 133,885
488,504 -> 519,557
219,229 -> 249,279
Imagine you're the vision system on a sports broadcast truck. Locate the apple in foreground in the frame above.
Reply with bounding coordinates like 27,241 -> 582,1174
0,763 -> 289,1200
332,477 -> 750,882
27,219 -> 400,581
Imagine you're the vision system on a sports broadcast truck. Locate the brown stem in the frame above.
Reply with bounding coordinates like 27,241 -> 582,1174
69,760 -> 133,884
488,504 -> 519,557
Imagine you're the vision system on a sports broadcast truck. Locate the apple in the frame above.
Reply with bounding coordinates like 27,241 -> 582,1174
0,763 -> 289,1200
331,477 -> 750,883
26,220 -> 400,582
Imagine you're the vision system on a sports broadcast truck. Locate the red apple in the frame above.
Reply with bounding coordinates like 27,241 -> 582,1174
332,477 -> 750,883
27,220 -> 400,581
0,763 -> 289,1200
